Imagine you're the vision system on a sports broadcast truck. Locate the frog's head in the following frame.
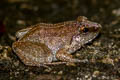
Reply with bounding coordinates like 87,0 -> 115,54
74,16 -> 102,45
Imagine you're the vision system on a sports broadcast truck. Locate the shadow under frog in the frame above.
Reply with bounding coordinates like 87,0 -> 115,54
12,16 -> 101,67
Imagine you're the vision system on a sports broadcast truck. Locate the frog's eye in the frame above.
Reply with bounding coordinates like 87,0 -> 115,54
83,28 -> 89,33
80,27 -> 89,33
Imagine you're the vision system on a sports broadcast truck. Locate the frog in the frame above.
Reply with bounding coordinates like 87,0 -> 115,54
12,16 -> 101,67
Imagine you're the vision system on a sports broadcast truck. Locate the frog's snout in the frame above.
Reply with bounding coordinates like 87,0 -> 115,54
91,22 -> 102,32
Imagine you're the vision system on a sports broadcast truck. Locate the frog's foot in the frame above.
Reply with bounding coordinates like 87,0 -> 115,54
56,49 -> 88,63
12,41 -> 53,67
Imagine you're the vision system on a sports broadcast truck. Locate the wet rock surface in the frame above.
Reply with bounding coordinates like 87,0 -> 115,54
0,0 -> 120,80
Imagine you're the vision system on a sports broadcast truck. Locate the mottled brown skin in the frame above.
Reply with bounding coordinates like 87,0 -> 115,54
12,16 -> 101,66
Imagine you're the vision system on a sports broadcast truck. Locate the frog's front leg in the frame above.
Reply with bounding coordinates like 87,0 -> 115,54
12,41 -> 53,67
56,49 -> 87,63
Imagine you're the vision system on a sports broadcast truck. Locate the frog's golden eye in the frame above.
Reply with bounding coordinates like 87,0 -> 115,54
80,27 -> 89,33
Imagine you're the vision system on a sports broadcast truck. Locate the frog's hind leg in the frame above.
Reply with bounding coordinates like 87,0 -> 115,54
56,49 -> 88,63
12,41 -> 53,67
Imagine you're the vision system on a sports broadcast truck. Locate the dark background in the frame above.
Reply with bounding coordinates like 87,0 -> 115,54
0,0 -> 120,80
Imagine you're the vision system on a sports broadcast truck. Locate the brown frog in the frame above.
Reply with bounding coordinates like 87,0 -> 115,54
12,16 -> 101,66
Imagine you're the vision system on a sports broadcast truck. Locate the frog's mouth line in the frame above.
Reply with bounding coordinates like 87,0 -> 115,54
79,31 -> 100,46
88,33 -> 98,42
86,32 -> 100,44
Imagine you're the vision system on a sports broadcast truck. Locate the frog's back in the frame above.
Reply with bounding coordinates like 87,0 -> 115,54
20,21 -> 79,43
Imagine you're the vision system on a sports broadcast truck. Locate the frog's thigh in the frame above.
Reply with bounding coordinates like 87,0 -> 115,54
12,41 -> 53,66
56,49 -> 87,63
